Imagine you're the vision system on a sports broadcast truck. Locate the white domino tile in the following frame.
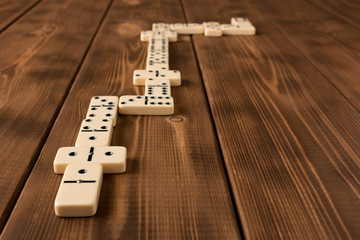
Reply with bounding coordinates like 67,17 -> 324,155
203,22 -> 222,37
152,23 -> 170,31
230,17 -> 256,35
221,24 -> 255,35
86,96 -> 118,126
133,69 -> 181,86
147,52 -> 169,63
170,23 -> 204,34
149,37 -> 169,50
146,60 -> 169,70
54,163 -> 103,217
145,78 -> 171,97
231,17 -> 252,26
118,95 -> 174,115
75,118 -> 113,147
54,146 -> 127,174
147,36 -> 169,70
238,24 -> 255,35
141,30 -> 177,42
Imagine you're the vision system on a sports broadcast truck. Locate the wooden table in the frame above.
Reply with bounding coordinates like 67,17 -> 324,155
0,0 -> 359,239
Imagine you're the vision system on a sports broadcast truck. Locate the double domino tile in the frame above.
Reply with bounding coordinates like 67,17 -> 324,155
54,96 -> 127,217
54,17 -> 254,217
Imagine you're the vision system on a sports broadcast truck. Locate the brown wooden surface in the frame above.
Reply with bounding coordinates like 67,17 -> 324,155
0,0 -> 240,239
0,0 -> 40,31
0,0 -> 112,231
182,0 -> 360,238
0,0 -> 359,239
251,0 -> 360,110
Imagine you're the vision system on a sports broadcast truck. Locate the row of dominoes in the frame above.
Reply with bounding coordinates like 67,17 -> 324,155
52,18 -> 254,217
54,96 -> 127,217
160,17 -> 255,36
118,25 -> 180,115
117,18 -> 255,115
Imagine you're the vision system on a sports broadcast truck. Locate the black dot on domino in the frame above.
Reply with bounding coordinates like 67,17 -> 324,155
105,151 -> 113,156
69,152 -> 77,156
89,136 -> 96,140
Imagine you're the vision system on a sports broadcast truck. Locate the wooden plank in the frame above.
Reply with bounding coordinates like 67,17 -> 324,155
182,0 -> 360,239
250,0 -> 360,110
1,0 -> 241,239
300,0 -> 360,27
0,0 -> 40,31
0,0 -> 112,232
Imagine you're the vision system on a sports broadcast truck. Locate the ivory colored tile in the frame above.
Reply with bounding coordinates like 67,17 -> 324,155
133,69 -> 181,86
86,96 -> 118,126
53,146 -> 127,174
203,22 -> 222,37
221,24 -> 255,35
140,30 -> 177,42
170,23 -> 204,34
118,95 -> 174,115
145,78 -> 171,97
231,17 -> 252,26
54,163 -> 103,217
152,23 -> 170,31
75,118 -> 113,147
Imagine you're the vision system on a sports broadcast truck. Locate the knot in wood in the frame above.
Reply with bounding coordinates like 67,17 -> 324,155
169,117 -> 183,122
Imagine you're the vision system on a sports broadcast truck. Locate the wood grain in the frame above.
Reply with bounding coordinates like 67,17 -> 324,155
182,0 -> 360,238
0,0 -> 241,239
0,0 -> 40,31
0,0 -> 112,232
249,0 -> 360,110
